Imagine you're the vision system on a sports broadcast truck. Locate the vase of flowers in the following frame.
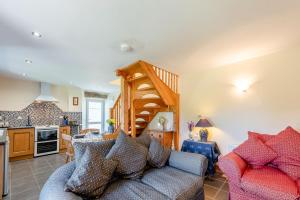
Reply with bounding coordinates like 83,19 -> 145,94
106,119 -> 116,133
187,121 -> 194,140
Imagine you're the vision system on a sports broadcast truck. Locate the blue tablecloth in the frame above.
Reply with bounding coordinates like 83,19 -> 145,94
181,140 -> 220,176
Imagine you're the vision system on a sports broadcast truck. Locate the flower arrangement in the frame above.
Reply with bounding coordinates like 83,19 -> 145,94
187,121 -> 194,132
187,121 -> 195,139
106,119 -> 116,126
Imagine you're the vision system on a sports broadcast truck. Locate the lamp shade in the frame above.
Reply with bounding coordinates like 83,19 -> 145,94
195,118 -> 213,128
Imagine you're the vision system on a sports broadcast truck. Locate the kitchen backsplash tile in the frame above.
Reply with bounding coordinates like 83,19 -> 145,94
0,102 -> 81,128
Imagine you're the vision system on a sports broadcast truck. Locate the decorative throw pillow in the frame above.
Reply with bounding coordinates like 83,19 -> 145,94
233,137 -> 277,167
65,147 -> 117,198
73,140 -> 115,165
248,131 -> 275,143
148,138 -> 171,168
106,130 -> 148,179
135,132 -> 151,148
265,126 -> 300,180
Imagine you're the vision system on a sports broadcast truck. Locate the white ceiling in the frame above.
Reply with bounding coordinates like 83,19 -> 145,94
1,0 -> 300,93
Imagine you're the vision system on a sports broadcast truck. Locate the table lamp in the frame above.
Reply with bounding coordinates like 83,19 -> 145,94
195,116 -> 213,142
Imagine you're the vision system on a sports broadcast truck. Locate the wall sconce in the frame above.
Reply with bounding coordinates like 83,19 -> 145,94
234,79 -> 251,93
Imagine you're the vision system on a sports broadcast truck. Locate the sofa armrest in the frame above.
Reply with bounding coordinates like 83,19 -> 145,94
40,161 -> 81,200
219,152 -> 247,185
168,151 -> 208,176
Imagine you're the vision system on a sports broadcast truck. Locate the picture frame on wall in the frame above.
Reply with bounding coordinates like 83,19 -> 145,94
73,97 -> 79,106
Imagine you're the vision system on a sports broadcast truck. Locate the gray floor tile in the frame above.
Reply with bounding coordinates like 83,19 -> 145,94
204,177 -> 225,189
204,184 -> 219,198
215,190 -> 229,200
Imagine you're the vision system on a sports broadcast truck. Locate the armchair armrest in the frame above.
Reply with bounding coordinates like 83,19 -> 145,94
219,152 -> 247,185
168,151 -> 208,176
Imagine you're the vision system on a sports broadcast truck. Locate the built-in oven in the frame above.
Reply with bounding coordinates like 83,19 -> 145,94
34,126 -> 59,157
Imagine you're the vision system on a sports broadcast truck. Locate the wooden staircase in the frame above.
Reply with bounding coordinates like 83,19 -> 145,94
110,60 -> 180,150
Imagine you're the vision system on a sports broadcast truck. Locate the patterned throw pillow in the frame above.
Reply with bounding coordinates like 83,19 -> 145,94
148,138 -> 171,168
233,137 -> 277,167
73,140 -> 115,165
266,126 -> 300,180
65,146 -> 117,198
248,131 -> 275,143
106,131 -> 148,179
135,132 -> 151,148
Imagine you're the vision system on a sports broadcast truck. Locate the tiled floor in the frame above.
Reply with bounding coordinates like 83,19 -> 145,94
204,172 -> 229,200
4,154 -> 229,200
4,153 -> 65,200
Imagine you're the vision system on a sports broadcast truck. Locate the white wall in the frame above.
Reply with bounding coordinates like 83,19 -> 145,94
0,74 -> 83,112
180,46 -> 300,154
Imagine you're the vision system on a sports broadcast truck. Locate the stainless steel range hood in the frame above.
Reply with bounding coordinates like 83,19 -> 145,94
35,82 -> 58,103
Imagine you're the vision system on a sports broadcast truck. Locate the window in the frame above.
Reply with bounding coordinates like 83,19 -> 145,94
86,99 -> 105,132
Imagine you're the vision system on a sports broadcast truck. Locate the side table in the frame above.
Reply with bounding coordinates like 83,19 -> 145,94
181,139 -> 220,176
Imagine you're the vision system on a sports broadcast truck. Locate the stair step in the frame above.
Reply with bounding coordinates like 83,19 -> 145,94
136,87 -> 155,92
127,75 -> 148,83
134,98 -> 164,105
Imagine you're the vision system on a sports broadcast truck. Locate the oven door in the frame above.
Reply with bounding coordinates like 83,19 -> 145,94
34,140 -> 59,157
36,129 -> 58,142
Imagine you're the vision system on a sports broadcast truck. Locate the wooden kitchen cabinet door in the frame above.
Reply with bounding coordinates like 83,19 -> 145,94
59,126 -> 70,150
8,128 -> 34,158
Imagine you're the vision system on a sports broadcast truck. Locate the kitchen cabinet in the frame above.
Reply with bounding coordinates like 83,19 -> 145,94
8,128 -> 34,159
59,126 -> 70,150
146,130 -> 173,149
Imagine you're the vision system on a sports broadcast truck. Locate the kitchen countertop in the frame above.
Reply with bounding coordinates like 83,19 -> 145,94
7,126 -> 35,130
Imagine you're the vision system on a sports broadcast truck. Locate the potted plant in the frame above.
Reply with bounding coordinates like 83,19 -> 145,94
106,119 -> 116,133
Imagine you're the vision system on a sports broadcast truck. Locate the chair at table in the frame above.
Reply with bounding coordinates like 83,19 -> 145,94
80,128 -> 100,135
62,133 -> 74,163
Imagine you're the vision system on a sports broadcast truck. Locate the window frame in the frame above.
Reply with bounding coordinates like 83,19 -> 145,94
85,98 -> 105,132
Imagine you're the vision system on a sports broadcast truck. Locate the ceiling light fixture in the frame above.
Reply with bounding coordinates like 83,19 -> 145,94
25,59 -> 32,64
32,31 -> 42,38
120,43 -> 133,52
22,73 -> 27,77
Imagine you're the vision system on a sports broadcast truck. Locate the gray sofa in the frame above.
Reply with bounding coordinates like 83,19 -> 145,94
40,151 -> 208,200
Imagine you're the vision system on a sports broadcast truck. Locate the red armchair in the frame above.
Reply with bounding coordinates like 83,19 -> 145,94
219,152 -> 300,200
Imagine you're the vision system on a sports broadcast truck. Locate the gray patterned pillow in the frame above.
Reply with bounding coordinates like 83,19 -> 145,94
148,138 -> 171,168
73,139 -> 115,165
135,132 -> 151,148
106,131 -> 148,179
65,146 -> 117,198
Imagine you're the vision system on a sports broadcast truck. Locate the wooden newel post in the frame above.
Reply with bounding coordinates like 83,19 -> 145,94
120,77 -> 129,133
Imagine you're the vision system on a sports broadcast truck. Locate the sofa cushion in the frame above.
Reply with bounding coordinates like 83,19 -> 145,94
65,147 -> 117,198
266,126 -> 300,180
135,132 -> 152,148
100,179 -> 170,200
248,131 -> 275,143
73,139 -> 115,165
106,131 -> 148,179
233,137 -> 277,167
141,166 -> 203,200
241,166 -> 299,200
148,138 -> 171,168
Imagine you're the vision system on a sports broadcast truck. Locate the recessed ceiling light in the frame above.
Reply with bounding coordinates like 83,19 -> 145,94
32,31 -> 42,38
25,59 -> 32,64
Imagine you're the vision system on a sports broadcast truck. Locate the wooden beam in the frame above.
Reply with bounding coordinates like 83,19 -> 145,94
120,77 -> 129,133
130,81 -> 136,137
